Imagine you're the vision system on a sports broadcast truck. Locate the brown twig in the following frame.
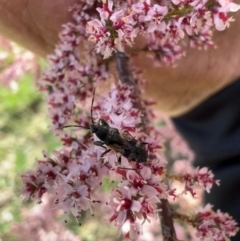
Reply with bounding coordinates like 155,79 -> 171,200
115,51 -> 135,85
115,50 -> 149,133
172,211 -> 198,227
158,200 -> 178,241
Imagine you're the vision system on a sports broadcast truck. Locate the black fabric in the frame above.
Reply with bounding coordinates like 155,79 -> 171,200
171,79 -> 240,241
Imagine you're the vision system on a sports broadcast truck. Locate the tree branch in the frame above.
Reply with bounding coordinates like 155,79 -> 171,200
158,199 -> 178,241
115,51 -> 135,85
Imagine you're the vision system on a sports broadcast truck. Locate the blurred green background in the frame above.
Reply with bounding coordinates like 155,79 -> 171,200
0,72 -> 61,240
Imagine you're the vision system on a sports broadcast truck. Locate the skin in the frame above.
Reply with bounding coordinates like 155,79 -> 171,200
1,0 -> 240,116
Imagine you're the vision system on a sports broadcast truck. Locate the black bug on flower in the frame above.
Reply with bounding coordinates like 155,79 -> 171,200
62,89 -> 148,163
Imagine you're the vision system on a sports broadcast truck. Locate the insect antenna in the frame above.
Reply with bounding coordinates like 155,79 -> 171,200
91,88 -> 96,125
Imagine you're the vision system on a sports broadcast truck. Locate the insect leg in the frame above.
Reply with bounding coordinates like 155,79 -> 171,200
117,155 -> 122,165
101,149 -> 111,157
93,141 -> 111,158
117,165 -> 144,179
94,141 -> 106,148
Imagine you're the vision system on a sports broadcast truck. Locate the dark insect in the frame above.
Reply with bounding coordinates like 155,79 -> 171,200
62,89 -> 148,163
117,131 -> 148,163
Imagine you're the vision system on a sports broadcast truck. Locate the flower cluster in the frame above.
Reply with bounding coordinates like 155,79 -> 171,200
195,204 -> 239,240
41,1 -> 108,131
169,167 -> 220,198
20,0 -> 239,241
87,0 -> 240,64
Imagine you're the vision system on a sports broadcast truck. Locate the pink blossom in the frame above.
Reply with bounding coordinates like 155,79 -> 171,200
181,167 -> 220,197
19,1 -> 240,241
195,204 -> 239,240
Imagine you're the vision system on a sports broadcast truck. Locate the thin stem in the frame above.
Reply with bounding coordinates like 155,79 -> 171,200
172,211 -> 196,226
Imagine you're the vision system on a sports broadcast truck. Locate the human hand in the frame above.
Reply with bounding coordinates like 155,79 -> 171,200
0,0 -> 78,56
